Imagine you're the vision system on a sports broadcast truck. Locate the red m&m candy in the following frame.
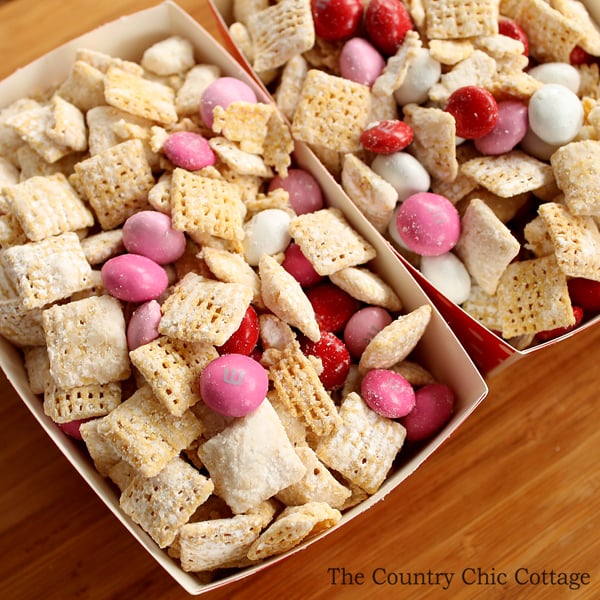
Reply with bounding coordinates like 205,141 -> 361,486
445,86 -> 499,139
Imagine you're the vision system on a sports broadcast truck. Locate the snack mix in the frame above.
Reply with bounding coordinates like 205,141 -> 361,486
0,32 -> 457,578
228,0 -> 600,349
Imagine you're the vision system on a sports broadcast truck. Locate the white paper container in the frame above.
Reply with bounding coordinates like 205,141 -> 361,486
0,2 -> 487,595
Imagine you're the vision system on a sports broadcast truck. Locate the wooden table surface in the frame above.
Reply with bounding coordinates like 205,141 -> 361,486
0,1 -> 598,598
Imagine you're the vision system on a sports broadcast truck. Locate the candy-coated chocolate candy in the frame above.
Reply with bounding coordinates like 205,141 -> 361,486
101,254 -> 169,302
394,47 -> 441,106
395,192 -> 461,256
536,306 -> 584,342
243,208 -> 291,266
217,305 -> 260,355
474,100 -> 528,155
528,83 -> 583,145
340,38 -> 386,86
365,0 -> 414,56
371,151 -> 430,202
122,210 -> 186,265
127,299 -> 162,350
58,418 -> 92,440
420,252 -> 471,304
343,306 -> 393,358
306,282 -> 361,333
568,277 -> 600,312
300,331 -> 351,390
361,368 -> 415,418
282,242 -> 324,287
311,0 -> 363,41
528,62 -> 581,94
200,353 -> 268,417
268,168 -> 324,215
569,45 -> 597,66
400,383 -> 454,443
498,18 -> 529,56
162,131 -> 216,171
445,86 -> 499,139
200,76 -> 257,128
360,120 -> 413,154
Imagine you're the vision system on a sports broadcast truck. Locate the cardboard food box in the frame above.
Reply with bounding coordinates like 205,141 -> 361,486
209,0 -> 600,376
0,2 -> 487,595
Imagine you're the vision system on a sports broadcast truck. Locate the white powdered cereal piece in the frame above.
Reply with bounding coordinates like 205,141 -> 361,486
47,95 -> 87,153
259,254 -> 320,342
359,305 -> 432,373
275,54 -> 308,121
56,60 -> 105,112
141,36 -> 195,76
0,298 -> 45,347
329,267 -> 403,311
79,418 -> 122,477
208,136 -> 273,177
424,0 -> 498,40
23,345 -> 49,395
80,229 -> 124,265
176,64 -> 220,115
372,31 -> 422,97
341,154 -> 397,233
0,156 -> 19,187
428,39 -> 474,66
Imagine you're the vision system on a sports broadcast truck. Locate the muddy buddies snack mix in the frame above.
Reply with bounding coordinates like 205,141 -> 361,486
225,0 -> 600,349
0,32 -> 460,581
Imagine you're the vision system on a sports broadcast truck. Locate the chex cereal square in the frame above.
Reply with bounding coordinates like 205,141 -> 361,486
424,0 -> 498,40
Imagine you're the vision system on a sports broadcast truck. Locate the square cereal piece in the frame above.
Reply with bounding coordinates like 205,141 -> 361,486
551,140 -> 600,215
0,212 -> 27,249
129,336 -> 219,417
104,66 -> 178,125
43,377 -> 121,424
198,400 -> 306,514
462,284 -> 503,332
292,69 -> 371,153
75,47 -> 144,76
523,214 -> 554,257
97,386 -> 203,478
329,267 -> 402,311
514,0 -> 582,63
497,254 -> 574,338
538,202 -> 600,280
460,150 -> 555,198
56,60 -> 106,112
259,255 -> 320,342
80,229 -> 124,265
268,341 -> 341,437
42,294 -> 130,389
289,208 -> 377,276
1,231 -> 92,310
79,417 -> 122,477
120,457 -> 213,548
455,198 -> 521,295
551,0 -> 600,56
247,501 -> 341,561
71,139 -> 155,230
208,136 -> 273,177
276,447 -> 352,509
275,54 -> 308,121
47,96 -> 87,153
178,511 -> 267,572
0,298 -> 45,347
315,392 -> 406,494
141,36 -> 195,77
403,103 -> 458,183
176,64 -> 221,116
0,98 -> 39,162
341,154 -> 397,233
159,272 -> 253,346
5,173 -> 94,241
359,305 -> 432,373
424,0 -> 498,39
23,345 -> 49,395
247,0 -> 315,72
263,108 -> 294,178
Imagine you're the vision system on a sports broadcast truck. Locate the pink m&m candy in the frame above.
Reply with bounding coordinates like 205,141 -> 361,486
268,168 -> 324,215
163,131 -> 215,171
361,369 -> 415,418
343,306 -> 393,358
282,243 -> 324,287
200,76 -> 257,128
200,353 -> 268,417
395,192 -> 460,256
122,210 -> 186,265
400,383 -> 454,442
101,254 -> 169,303
127,299 -> 162,350
474,100 -> 528,155
340,38 -> 385,86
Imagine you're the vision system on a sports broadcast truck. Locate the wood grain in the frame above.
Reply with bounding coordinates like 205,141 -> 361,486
0,2 -> 598,598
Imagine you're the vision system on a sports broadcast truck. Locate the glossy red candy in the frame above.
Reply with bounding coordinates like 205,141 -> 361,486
498,18 -> 529,56
365,0 -> 413,56
536,306 -> 584,342
217,305 -> 259,355
300,331 -> 351,390
306,282 -> 361,333
569,45 -> 597,66
445,86 -> 499,139
360,120 -> 414,154
568,277 -> 600,312
311,0 -> 363,41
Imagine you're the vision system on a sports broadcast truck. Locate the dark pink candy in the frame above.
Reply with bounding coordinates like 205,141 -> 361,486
343,306 -> 393,358
282,243 -> 324,287
474,100 -> 528,155
268,168 -> 324,215
400,383 -> 454,442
